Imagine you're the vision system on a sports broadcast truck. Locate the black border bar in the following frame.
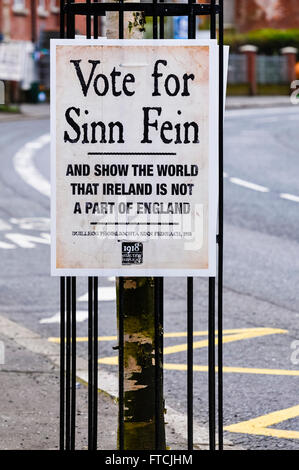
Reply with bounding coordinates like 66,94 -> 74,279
64,2 -> 221,17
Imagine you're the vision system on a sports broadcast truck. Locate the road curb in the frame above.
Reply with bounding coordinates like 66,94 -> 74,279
0,313 -> 240,450
225,103 -> 295,110
0,113 -> 50,122
225,96 -> 294,110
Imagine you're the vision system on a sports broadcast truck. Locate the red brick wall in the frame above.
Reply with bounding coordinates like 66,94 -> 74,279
236,0 -> 299,33
1,0 -> 87,42
5,0 -> 59,41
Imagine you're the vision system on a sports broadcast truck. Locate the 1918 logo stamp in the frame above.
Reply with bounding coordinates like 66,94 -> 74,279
122,242 -> 143,265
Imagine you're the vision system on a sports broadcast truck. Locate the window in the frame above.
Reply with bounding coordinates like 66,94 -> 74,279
12,0 -> 28,15
38,0 -> 49,17
50,0 -> 59,14
14,0 -> 25,7
224,0 -> 236,28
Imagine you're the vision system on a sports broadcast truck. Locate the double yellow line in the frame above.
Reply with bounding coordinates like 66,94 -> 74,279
49,327 -> 299,376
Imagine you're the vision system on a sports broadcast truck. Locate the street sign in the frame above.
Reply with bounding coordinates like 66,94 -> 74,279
51,39 -> 220,276
0,41 -> 33,83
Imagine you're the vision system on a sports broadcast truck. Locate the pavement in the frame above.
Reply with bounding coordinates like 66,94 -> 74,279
0,312 -> 240,450
0,315 -> 118,450
225,95 -> 292,110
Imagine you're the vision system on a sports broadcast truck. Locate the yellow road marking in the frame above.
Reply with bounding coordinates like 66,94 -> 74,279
94,328 -> 287,364
48,330 -> 230,343
47,327 -> 299,439
49,327 -> 290,376
48,327 -> 287,345
163,328 -> 287,355
97,358 -> 299,376
163,364 -> 299,376
48,335 -> 117,343
94,327 -> 292,376
225,405 -> 299,440
99,356 -> 118,365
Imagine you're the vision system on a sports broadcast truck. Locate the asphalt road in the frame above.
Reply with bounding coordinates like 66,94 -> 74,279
1,104 -> 299,450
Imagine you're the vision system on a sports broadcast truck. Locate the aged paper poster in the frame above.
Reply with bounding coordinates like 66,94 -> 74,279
51,39 -> 219,276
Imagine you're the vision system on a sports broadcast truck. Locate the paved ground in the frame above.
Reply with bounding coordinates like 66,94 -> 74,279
0,313 -> 226,451
0,332 -> 118,450
0,311 -> 119,450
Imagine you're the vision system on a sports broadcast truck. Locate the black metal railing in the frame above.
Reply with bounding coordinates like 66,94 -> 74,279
59,0 -> 224,452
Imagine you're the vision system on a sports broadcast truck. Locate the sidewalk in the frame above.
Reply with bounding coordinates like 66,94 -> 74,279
225,95 -> 292,110
0,316 -> 117,450
0,103 -> 50,122
20,103 -> 51,119
0,313 -> 240,451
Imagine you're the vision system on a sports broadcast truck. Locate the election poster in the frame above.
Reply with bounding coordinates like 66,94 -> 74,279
51,39 -> 220,276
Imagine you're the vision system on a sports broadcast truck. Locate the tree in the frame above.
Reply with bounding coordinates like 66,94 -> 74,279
106,1 -> 166,450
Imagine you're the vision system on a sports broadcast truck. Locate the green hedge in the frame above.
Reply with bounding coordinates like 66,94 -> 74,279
224,29 -> 299,55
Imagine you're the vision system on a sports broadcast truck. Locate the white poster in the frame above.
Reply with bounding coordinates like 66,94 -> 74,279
0,41 -> 27,82
51,39 -> 220,276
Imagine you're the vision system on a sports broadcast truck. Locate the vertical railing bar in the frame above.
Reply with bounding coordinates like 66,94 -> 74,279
208,0 -> 217,452
60,0 -> 65,38
188,0 -> 194,40
71,11 -> 75,39
117,3 -> 124,450
192,0 -> 196,40
159,277 -> 164,370
189,2 -> 192,40
159,277 -> 164,446
71,277 -> 76,450
154,277 -> 161,449
86,0 -> 92,39
159,277 -> 164,448
59,0 -> 66,451
218,0 -> 224,451
60,277 -> 65,450
94,0 -> 99,39
118,277 -> 125,450
210,0 -> 216,39
93,276 -> 99,450
187,277 -> 193,450
208,277 -> 216,450
119,0 -> 124,39
65,276 -> 71,450
153,0 -> 158,39
186,0 -> 195,452
159,0 -> 164,39
66,0 -> 72,38
88,276 -> 94,450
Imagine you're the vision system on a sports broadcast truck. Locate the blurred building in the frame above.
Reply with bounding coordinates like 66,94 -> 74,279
1,1 -> 299,42
0,0 -> 298,102
0,0 -> 99,42
184,1 -> 299,33
230,0 -> 299,32
0,0 -> 89,100
0,0 -> 61,42
0,1 -> 60,100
